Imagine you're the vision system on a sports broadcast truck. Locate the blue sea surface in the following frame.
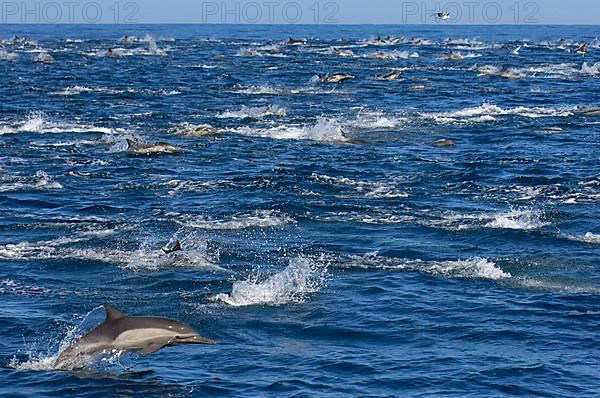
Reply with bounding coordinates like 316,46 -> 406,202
0,24 -> 599,397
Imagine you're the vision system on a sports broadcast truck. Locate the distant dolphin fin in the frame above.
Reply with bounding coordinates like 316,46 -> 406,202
125,138 -> 137,149
104,305 -> 126,321
162,240 -> 182,254
136,342 -> 166,355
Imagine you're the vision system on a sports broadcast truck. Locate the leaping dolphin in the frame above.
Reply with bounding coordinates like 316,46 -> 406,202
318,73 -> 355,83
576,41 -> 589,54
54,305 -> 216,370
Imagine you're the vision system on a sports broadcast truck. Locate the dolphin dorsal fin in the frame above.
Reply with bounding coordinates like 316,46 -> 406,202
125,138 -> 137,149
104,305 -> 126,321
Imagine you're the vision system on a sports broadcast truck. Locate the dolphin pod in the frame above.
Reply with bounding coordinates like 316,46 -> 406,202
54,305 -> 215,370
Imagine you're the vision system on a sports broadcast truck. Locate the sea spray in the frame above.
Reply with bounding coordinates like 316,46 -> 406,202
214,257 -> 328,307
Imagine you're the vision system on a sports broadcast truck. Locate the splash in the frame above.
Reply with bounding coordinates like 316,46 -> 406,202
581,62 -> 600,76
123,232 -> 219,271
431,208 -> 549,231
232,116 -> 348,143
428,258 -> 511,280
0,112 -> 113,135
485,209 -> 548,230
213,258 -> 328,307
8,307 -> 106,371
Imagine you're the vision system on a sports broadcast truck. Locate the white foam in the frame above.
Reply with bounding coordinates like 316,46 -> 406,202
218,105 -> 286,119
343,253 -> 510,280
565,232 -> 600,244
234,84 -> 284,95
232,84 -> 337,96
213,258 -> 327,307
349,111 -> 406,129
231,116 -> 348,143
183,210 -> 294,230
0,236 -> 82,260
49,86 -> 125,96
0,171 -> 63,192
235,48 -> 286,58
0,49 -> 18,61
366,50 -> 419,60
581,62 -> 600,76
9,306 -> 119,371
428,258 -> 511,280
122,233 -> 219,271
315,212 -> 412,225
0,112 -> 113,135
422,103 -> 572,125
431,208 -> 549,231
0,279 -> 52,296
310,173 -> 409,199
516,277 -> 600,294
485,209 -> 548,230
0,230 -> 218,270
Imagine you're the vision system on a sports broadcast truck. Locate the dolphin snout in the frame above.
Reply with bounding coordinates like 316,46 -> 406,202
180,335 -> 216,345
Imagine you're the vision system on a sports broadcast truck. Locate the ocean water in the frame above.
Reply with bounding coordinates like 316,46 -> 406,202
0,24 -> 599,396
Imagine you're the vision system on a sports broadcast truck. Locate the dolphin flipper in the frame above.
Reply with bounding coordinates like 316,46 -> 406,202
136,342 -> 167,355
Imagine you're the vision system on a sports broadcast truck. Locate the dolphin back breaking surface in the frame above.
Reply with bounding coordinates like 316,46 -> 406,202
54,305 -> 216,371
